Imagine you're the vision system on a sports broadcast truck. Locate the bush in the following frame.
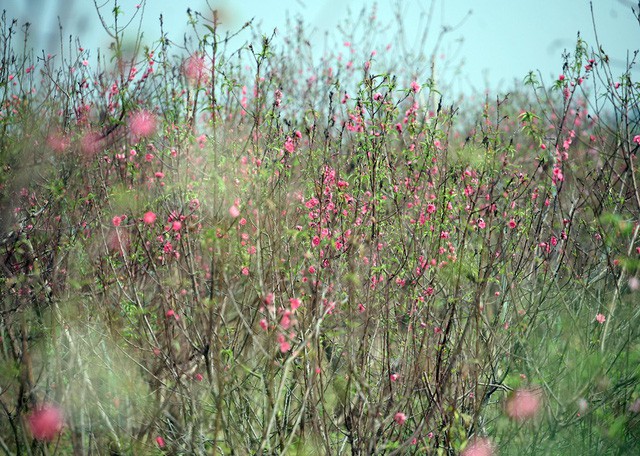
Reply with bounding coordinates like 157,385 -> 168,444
1,2 -> 639,455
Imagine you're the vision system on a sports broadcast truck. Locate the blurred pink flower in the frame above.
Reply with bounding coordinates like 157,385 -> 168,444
289,298 -> 301,311
462,437 -> 495,456
166,309 -> 179,320
47,132 -> 69,153
129,109 -> 156,139
595,313 -> 606,324
277,333 -> 291,353
393,412 -> 406,425
505,388 -> 542,421
284,137 -> 295,153
28,405 -> 64,441
183,53 -> 209,85
155,436 -> 166,448
81,130 -> 102,155
143,211 -> 157,224
229,205 -> 240,218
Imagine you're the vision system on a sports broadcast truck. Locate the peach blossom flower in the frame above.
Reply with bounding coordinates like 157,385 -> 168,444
128,109 -> 156,139
462,437 -> 495,456
143,211 -> 156,224
28,405 -> 64,441
505,388 -> 542,421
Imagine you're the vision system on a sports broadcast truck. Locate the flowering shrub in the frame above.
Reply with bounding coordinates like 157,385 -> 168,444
0,2 -> 639,455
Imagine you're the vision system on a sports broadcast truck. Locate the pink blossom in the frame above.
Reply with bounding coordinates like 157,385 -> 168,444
305,197 -> 319,208
28,405 -> 64,441
508,219 -> 517,229
284,137 -> 295,153
393,412 -> 406,425
143,211 -> 156,224
390,373 -> 399,382
156,436 -> 166,448
197,134 -> 207,149
289,297 -> 301,311
280,312 -> 291,329
112,215 -> 123,227
595,313 -> 606,324
277,333 -> 291,353
47,133 -> 69,153
128,109 -> 157,139
172,221 -> 182,231
462,437 -> 495,456
505,388 -> 542,421
81,131 -> 102,155
264,293 -> 274,306
229,205 -> 240,218
410,81 -> 421,93
633,135 -> 640,145
183,53 -> 209,85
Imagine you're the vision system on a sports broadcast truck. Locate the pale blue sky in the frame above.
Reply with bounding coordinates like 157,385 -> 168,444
5,0 -> 639,93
